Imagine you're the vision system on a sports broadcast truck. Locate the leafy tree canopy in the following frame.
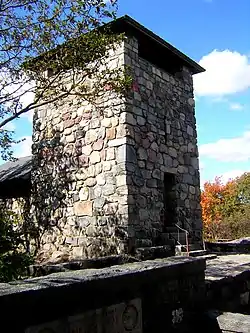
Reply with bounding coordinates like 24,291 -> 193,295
201,173 -> 250,241
0,0 -> 129,159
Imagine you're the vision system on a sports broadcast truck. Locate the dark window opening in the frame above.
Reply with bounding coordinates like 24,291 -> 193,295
138,40 -> 183,77
163,173 -> 177,227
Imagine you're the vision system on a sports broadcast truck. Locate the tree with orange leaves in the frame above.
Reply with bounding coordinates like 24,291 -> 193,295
201,176 -> 239,240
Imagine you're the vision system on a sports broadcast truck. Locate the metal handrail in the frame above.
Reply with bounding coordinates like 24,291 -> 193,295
174,224 -> 189,256
174,224 -> 189,234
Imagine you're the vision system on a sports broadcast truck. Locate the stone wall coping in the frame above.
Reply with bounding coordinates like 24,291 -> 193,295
0,257 -> 205,297
112,15 -> 205,74
205,254 -> 250,282
0,257 -> 205,330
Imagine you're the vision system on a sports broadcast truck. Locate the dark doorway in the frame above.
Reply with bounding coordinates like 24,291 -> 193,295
163,172 -> 176,227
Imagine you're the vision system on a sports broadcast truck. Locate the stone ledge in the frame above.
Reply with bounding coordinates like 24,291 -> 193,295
217,312 -> 250,333
205,254 -> 250,312
29,254 -> 139,277
0,257 -> 205,331
135,245 -> 175,260
206,241 -> 250,254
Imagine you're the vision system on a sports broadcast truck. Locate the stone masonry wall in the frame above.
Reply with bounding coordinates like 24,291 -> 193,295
32,42 -> 133,261
123,37 -> 202,248
0,257 -> 206,333
32,35 -> 202,261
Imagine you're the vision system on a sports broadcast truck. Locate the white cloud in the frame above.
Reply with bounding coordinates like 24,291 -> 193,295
0,70 -> 35,109
21,110 -> 34,123
199,131 -> 250,162
199,168 -> 248,189
13,136 -> 32,158
211,96 -> 228,103
3,122 -> 16,131
199,160 -> 205,171
194,50 -> 250,96
230,103 -> 244,111
220,169 -> 247,184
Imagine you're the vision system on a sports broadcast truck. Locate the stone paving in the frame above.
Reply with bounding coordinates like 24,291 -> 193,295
217,312 -> 250,333
205,254 -> 250,281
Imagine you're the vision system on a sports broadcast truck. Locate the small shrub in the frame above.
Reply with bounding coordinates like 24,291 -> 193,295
204,205 -> 250,241
0,208 -> 33,282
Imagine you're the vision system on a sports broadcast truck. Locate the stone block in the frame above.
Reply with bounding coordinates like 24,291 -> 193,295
148,149 -> 157,162
78,217 -> 92,228
85,129 -> 98,144
82,145 -> 92,156
65,134 -> 75,143
169,147 -> 177,158
90,151 -> 101,164
116,145 -> 126,163
146,179 -> 157,188
112,116 -> 119,127
127,145 -> 137,162
103,203 -> 118,215
137,116 -> 146,126
106,148 -> 115,161
79,187 -> 89,201
137,147 -> 147,160
187,125 -> 194,136
65,237 -> 78,246
85,177 -> 97,187
101,118 -> 112,128
139,208 -> 149,220
93,197 -> 106,210
106,127 -> 116,140
108,138 -> 127,147
116,123 -> 128,137
152,169 -> 161,180
92,139 -> 104,151
73,246 -> 86,257
64,119 -> 75,129
116,175 -> 126,187
102,184 -> 116,196
74,201 -> 93,216
96,174 -> 106,185
103,161 -> 112,171
89,119 -> 100,129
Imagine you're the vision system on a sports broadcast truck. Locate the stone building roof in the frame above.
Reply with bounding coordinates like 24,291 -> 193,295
112,15 -> 205,75
0,155 -> 32,182
30,15 -> 205,76
0,156 -> 32,198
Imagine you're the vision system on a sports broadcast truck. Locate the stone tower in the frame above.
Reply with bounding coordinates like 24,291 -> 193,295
32,16 -> 205,261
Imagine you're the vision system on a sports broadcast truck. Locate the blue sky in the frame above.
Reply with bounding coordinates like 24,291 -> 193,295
7,0 -> 250,187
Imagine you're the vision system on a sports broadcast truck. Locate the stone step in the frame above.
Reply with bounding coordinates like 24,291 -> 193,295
176,244 -> 200,252
135,245 -> 175,261
161,232 -> 170,240
135,239 -> 153,248
188,243 -> 204,251
155,233 -> 175,246
201,254 -> 217,260
175,250 -> 214,259
156,238 -> 176,247
175,244 -> 207,256
169,232 -> 189,243
164,226 -> 178,233
188,250 -> 207,257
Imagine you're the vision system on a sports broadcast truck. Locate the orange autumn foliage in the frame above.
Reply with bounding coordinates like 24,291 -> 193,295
201,177 -> 238,239
201,177 -> 224,227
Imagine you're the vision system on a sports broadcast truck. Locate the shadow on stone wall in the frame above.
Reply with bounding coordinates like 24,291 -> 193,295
30,123 -> 130,262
